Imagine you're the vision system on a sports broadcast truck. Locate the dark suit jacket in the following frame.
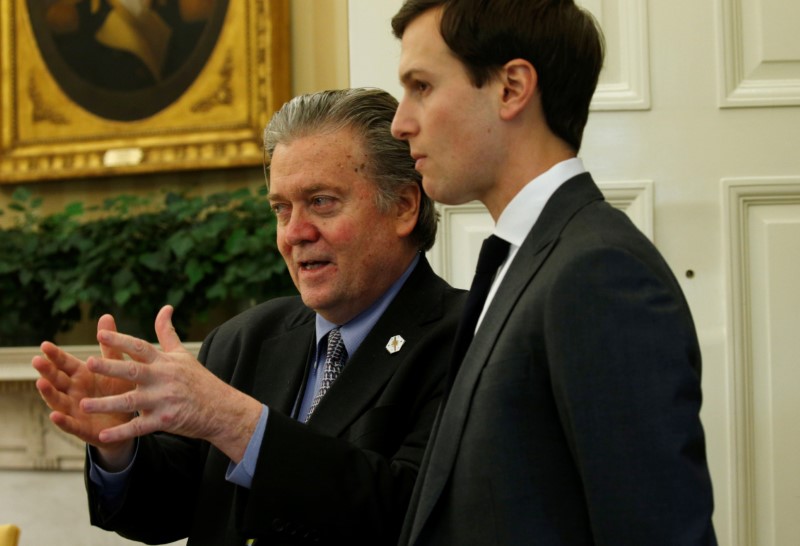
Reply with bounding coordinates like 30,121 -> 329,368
86,257 -> 465,545
400,174 -> 717,545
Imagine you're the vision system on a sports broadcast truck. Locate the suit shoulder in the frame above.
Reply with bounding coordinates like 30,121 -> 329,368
206,295 -> 313,341
399,261 -> 466,325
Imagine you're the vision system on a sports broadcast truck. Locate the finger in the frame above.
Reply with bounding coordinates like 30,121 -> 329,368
98,314 -> 124,361
49,411 -> 91,442
98,416 -> 154,444
34,377 -> 75,414
81,388 -> 140,415
97,329 -> 158,364
86,355 -> 152,386
31,355 -> 83,392
36,377 -> 94,422
49,411 -> 107,447
32,355 -> 72,393
40,341 -> 83,377
155,305 -> 185,353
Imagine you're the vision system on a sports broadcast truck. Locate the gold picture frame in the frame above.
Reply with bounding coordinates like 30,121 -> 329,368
0,0 -> 290,183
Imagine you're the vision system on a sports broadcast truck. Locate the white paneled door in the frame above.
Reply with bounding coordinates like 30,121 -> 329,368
349,1 -> 800,544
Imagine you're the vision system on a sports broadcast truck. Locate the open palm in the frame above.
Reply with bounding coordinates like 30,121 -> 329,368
32,316 -> 135,448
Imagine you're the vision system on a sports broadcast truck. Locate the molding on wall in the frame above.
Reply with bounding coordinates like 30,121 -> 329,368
598,179 -> 654,239
590,0 -> 652,111
0,342 -> 201,470
722,176 -> 800,545
0,342 -> 202,380
428,202 -> 495,289
0,380 -> 85,470
428,179 -> 655,288
716,0 -> 800,107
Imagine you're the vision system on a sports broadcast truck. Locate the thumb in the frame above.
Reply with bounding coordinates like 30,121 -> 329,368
154,305 -> 184,353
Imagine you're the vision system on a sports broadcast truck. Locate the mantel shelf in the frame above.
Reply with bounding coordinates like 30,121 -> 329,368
0,342 -> 203,381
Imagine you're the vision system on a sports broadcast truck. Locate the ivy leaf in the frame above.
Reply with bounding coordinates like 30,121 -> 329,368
140,249 -> 169,272
186,258 -> 208,288
169,233 -> 195,259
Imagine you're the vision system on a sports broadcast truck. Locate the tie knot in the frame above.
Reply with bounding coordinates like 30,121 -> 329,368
476,235 -> 510,274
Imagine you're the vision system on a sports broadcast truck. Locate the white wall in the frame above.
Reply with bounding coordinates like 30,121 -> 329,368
348,1 -> 402,98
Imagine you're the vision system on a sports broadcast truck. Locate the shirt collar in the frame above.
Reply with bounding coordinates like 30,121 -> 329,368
315,253 -> 420,357
495,157 -> 586,247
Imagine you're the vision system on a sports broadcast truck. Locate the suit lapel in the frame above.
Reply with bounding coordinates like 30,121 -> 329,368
307,258 -> 446,437
408,174 -> 604,543
307,319 -> 405,435
250,306 -> 316,416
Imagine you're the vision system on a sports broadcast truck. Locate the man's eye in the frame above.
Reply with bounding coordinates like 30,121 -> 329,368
270,203 -> 288,215
311,196 -> 334,207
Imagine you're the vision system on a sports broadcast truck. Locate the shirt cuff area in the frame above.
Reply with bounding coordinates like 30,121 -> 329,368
225,404 -> 270,489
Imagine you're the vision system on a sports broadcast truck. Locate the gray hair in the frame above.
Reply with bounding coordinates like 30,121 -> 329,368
263,88 -> 437,252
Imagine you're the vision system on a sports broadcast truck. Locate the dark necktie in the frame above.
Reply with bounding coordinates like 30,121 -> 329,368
446,235 -> 510,390
306,327 -> 347,421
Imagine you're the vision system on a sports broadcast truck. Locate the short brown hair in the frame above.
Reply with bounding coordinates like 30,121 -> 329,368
392,0 -> 604,152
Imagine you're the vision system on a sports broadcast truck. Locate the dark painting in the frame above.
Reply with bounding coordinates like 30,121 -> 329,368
28,0 -> 229,121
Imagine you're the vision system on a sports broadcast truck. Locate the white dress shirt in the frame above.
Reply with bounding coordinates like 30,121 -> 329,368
476,158 -> 587,329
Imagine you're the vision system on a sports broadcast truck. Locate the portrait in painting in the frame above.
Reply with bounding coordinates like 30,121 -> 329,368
27,0 -> 230,121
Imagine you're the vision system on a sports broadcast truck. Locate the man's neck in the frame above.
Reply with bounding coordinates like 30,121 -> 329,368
484,141 -> 576,221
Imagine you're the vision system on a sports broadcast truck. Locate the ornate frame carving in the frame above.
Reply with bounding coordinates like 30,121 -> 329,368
0,0 -> 290,183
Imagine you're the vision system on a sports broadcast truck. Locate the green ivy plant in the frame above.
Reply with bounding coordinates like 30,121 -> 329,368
0,190 -> 82,346
0,185 -> 295,346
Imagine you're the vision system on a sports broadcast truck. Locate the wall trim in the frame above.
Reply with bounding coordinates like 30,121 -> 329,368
722,176 -> 800,545
598,179 -> 654,239
0,342 -> 202,381
428,179 -> 655,286
591,0 -> 652,111
428,202 -> 493,285
716,0 -> 800,107
0,342 -> 202,471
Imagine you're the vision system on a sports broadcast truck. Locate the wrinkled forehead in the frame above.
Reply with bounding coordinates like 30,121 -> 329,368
268,132 -> 373,198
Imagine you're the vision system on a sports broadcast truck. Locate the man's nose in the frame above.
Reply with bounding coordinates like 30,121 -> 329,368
391,97 -> 417,140
283,210 -> 320,246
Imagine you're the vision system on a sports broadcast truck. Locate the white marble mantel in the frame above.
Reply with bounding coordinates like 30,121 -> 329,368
0,343 -> 202,380
0,345 -> 98,381
0,343 -> 200,471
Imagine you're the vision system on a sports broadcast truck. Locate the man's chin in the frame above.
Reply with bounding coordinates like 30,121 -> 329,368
299,290 -> 335,314
423,179 -> 469,206
421,177 -> 447,203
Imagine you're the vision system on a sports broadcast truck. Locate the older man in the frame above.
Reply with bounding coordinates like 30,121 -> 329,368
33,88 -> 464,545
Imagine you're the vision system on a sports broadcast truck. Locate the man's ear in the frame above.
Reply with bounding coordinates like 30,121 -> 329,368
498,59 -> 537,121
393,182 -> 421,238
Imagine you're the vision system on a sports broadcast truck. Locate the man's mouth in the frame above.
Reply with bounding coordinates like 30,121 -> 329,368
299,260 -> 329,271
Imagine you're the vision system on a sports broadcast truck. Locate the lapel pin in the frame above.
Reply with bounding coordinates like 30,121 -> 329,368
386,335 -> 405,354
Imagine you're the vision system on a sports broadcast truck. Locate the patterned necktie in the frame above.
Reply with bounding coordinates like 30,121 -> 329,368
446,235 -> 510,391
306,327 -> 347,421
